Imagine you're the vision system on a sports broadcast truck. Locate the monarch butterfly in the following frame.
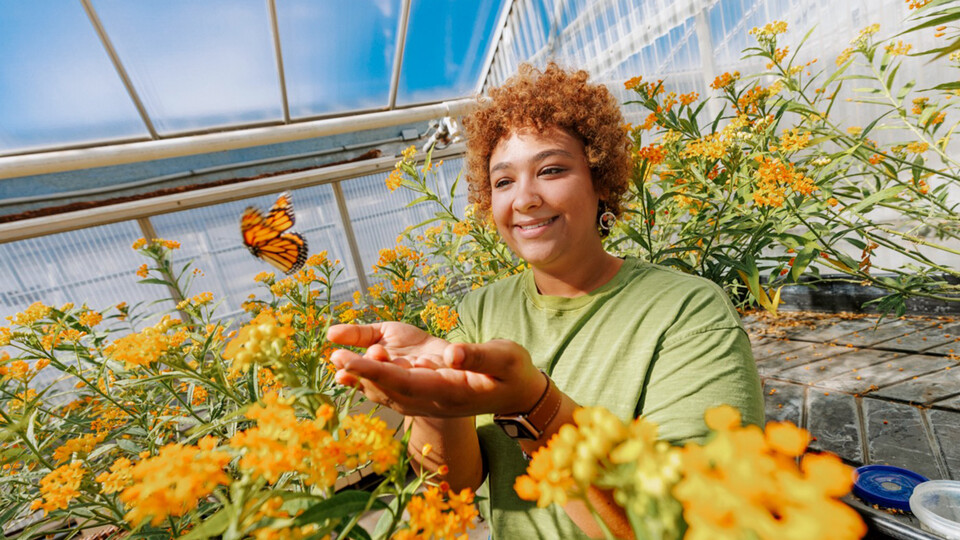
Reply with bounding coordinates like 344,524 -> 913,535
241,192 -> 308,274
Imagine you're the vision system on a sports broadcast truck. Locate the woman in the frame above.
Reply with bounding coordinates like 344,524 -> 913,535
329,63 -> 764,539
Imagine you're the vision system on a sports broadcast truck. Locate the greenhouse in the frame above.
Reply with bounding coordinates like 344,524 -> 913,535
1,0 -> 959,538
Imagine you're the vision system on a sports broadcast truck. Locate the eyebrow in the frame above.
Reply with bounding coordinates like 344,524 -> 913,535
489,149 -> 576,174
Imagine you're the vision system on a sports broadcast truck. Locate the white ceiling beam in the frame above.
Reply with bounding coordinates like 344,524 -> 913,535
0,98 -> 476,180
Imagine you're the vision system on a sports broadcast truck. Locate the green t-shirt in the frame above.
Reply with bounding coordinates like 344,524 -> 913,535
446,257 -> 764,539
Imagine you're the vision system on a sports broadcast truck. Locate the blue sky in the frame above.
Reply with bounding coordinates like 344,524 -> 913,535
0,0 -> 506,153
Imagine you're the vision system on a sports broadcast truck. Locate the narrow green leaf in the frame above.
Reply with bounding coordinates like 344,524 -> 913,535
294,490 -> 388,526
179,508 -> 230,540
849,186 -> 907,214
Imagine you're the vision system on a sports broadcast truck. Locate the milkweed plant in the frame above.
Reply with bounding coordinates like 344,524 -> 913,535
618,0 -> 959,317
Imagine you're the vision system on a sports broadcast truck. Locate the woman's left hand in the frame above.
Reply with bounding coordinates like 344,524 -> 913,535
329,328 -> 546,418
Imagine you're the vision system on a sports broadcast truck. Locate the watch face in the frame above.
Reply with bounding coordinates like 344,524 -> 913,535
494,416 -> 538,440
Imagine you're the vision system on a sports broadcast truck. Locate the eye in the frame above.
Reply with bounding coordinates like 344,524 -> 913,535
492,177 -> 512,189
540,166 -> 566,176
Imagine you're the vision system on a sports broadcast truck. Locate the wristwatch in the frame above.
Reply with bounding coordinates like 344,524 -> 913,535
494,370 -> 563,440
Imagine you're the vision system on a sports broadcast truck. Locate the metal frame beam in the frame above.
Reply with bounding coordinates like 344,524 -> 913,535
0,144 -> 467,244
267,0 -> 291,124
0,98 -> 475,180
388,0 -> 413,109
80,0 -> 158,139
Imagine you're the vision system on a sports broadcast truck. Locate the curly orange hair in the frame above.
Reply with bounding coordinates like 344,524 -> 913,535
463,63 -> 632,219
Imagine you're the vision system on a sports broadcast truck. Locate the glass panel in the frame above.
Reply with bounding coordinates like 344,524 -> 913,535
0,221 -> 170,328
343,158 -> 468,283
397,0 -> 508,105
150,185 -> 357,313
277,0 -> 398,117
0,1 -> 147,153
92,0 -> 282,134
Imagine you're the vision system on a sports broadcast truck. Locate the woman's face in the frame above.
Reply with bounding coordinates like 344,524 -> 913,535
488,126 -> 601,272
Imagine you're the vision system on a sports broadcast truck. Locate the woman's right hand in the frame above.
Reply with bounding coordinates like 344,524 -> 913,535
326,322 -> 547,419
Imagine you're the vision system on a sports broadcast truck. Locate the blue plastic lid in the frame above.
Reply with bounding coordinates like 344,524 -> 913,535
853,465 -> 929,511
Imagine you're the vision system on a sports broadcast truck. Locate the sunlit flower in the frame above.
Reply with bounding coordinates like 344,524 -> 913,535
120,437 -> 231,526
624,76 -> 644,90
393,486 -> 478,540
884,40 -> 912,56
33,461 -> 85,513
96,457 -> 134,494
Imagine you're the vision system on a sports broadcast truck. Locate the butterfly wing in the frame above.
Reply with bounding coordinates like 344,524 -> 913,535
241,206 -> 278,252
263,192 -> 296,232
255,232 -> 309,274
241,193 -> 308,273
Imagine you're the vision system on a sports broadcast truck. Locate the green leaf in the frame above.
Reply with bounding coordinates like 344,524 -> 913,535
790,245 -> 817,282
896,80 -> 917,102
294,490 -> 388,526
848,186 -> 907,214
179,508 -> 230,540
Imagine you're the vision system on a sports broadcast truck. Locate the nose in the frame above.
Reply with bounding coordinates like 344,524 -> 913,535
512,176 -> 542,212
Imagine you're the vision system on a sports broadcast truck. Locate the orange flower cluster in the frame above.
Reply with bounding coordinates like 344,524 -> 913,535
229,393 -> 400,489
753,157 -> 813,207
419,300 -> 460,335
120,436 -> 231,526
710,71 -> 740,90
131,237 -> 180,250
675,406 -> 865,540
636,144 -> 666,165
393,486 -> 478,540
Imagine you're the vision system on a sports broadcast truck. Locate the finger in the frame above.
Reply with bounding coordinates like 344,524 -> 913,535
366,344 -> 391,362
411,355 -> 444,369
327,323 -> 383,347
443,339 -> 530,376
334,368 -> 360,387
330,348 -> 362,370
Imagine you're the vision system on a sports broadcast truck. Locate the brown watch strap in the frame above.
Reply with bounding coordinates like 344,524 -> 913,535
523,371 -> 563,435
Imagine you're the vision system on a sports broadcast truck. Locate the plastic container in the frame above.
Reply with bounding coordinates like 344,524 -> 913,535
910,480 -> 960,539
853,464 -> 928,511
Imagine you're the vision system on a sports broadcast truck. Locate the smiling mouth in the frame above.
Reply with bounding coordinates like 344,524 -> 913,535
517,216 -> 558,230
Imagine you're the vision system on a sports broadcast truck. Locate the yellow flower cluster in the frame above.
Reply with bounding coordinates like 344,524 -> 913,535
95,457 -> 134,494
105,316 -> 186,369
386,145 -> 418,192
32,461 -> 85,513
176,291 -> 214,310
515,406 -> 681,519
393,486 -> 478,540
8,301 -> 50,326
53,432 -> 107,463
120,436 -> 231,526
222,312 -> 295,372
77,309 -> 103,327
775,128 -> 812,153
749,20 -> 788,42
675,406 -> 865,540
885,40 -> 913,56
131,237 -> 180,250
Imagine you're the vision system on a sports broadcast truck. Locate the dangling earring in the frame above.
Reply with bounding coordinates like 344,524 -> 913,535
598,202 -> 617,231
